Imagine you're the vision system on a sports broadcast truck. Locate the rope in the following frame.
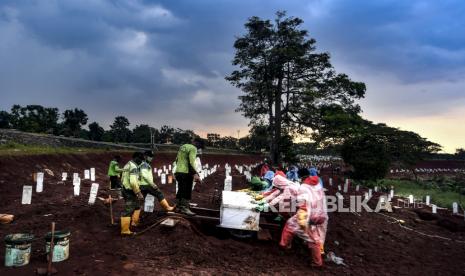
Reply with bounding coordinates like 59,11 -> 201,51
375,212 -> 465,243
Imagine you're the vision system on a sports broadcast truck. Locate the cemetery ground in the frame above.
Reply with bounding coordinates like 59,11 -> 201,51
1,152 -> 465,275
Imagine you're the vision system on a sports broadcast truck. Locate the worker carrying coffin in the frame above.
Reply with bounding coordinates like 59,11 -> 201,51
173,138 -> 205,216
279,168 -> 328,268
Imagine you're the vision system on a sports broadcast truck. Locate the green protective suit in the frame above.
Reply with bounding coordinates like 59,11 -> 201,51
139,161 -> 155,186
174,144 -> 198,174
107,160 -> 124,176
121,160 -> 141,194
250,176 -> 267,191
138,161 -> 165,201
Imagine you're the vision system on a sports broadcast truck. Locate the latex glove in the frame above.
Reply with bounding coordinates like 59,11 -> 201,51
250,199 -> 265,205
255,203 -> 269,212
297,209 -> 308,229
136,192 -> 144,201
255,194 -> 264,201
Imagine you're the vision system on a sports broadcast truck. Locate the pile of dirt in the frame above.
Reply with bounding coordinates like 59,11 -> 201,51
1,153 -> 465,275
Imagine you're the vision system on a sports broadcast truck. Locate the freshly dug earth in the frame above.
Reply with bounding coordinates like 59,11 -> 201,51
0,153 -> 464,275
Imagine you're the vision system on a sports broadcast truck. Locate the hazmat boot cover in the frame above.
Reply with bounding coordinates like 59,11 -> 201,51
131,209 -> 141,227
160,199 -> 175,212
121,217 -> 133,235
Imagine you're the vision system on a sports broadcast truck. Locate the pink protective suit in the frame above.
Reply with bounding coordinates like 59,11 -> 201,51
279,176 -> 328,267
264,174 -> 299,208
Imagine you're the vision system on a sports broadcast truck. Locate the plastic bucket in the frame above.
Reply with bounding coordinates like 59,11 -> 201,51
4,233 -> 34,267
45,230 -> 70,262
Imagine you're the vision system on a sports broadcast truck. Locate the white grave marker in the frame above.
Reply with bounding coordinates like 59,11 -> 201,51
343,182 -> 348,193
84,170 -> 90,180
168,164 -> 172,171
453,202 -> 458,214
73,178 -> 80,196
88,183 -> 99,205
62,172 -> 68,181
390,189 -> 394,199
368,189 -> 372,198
224,176 -> 232,191
144,194 -> 155,212
21,185 -> 33,205
36,172 -> 44,193
329,178 -> 333,186
337,185 -> 341,191
73,173 -> 79,181
161,174 -> 166,185
426,195 -> 430,206
90,168 -> 96,181
374,186 -> 378,192
408,195 -> 414,204
356,185 -> 360,192
432,204 -> 437,214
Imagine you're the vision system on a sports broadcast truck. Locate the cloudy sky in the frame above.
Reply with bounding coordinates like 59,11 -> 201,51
1,0 -> 464,152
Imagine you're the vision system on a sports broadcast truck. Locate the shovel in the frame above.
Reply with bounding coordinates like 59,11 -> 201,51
37,222 -> 57,275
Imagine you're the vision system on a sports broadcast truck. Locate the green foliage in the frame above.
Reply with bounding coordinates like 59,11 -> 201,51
172,129 -> 197,145
110,116 -> 131,143
62,108 -> 88,137
159,125 -> 174,144
341,133 -> 390,181
377,179 -> 464,208
132,124 -> 157,143
455,148 -> 465,160
227,11 -> 365,164
0,110 -> 11,128
0,142 -> 116,156
10,104 -> 60,134
88,122 -> 105,141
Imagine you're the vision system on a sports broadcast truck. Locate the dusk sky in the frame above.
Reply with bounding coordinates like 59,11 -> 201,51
1,0 -> 464,152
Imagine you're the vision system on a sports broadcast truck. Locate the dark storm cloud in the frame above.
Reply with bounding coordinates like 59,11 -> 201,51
1,0 -> 465,132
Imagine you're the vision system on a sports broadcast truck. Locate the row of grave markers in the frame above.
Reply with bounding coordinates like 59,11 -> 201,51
23,168 -> 99,205
328,177 -> 464,217
223,163 -> 258,191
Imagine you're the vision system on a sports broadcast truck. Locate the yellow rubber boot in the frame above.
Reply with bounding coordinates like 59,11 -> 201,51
120,217 -> 133,235
320,243 -> 325,255
131,209 -> 141,227
159,199 -> 175,212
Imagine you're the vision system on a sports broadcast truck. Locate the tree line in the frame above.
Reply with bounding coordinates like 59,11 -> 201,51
0,104 -> 274,151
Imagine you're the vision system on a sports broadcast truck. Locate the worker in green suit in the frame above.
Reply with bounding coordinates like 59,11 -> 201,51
134,150 -> 175,226
174,138 -> 205,216
120,152 -> 145,235
107,155 -> 124,190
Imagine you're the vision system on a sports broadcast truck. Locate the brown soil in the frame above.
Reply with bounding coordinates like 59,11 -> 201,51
0,153 -> 464,275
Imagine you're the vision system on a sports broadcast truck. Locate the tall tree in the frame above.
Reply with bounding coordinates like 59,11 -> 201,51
110,116 -> 131,142
88,122 -> 105,141
10,104 -> 59,134
62,108 -> 88,137
132,124 -> 158,143
227,11 -> 365,165
159,125 -> 175,144
0,111 -> 11,129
